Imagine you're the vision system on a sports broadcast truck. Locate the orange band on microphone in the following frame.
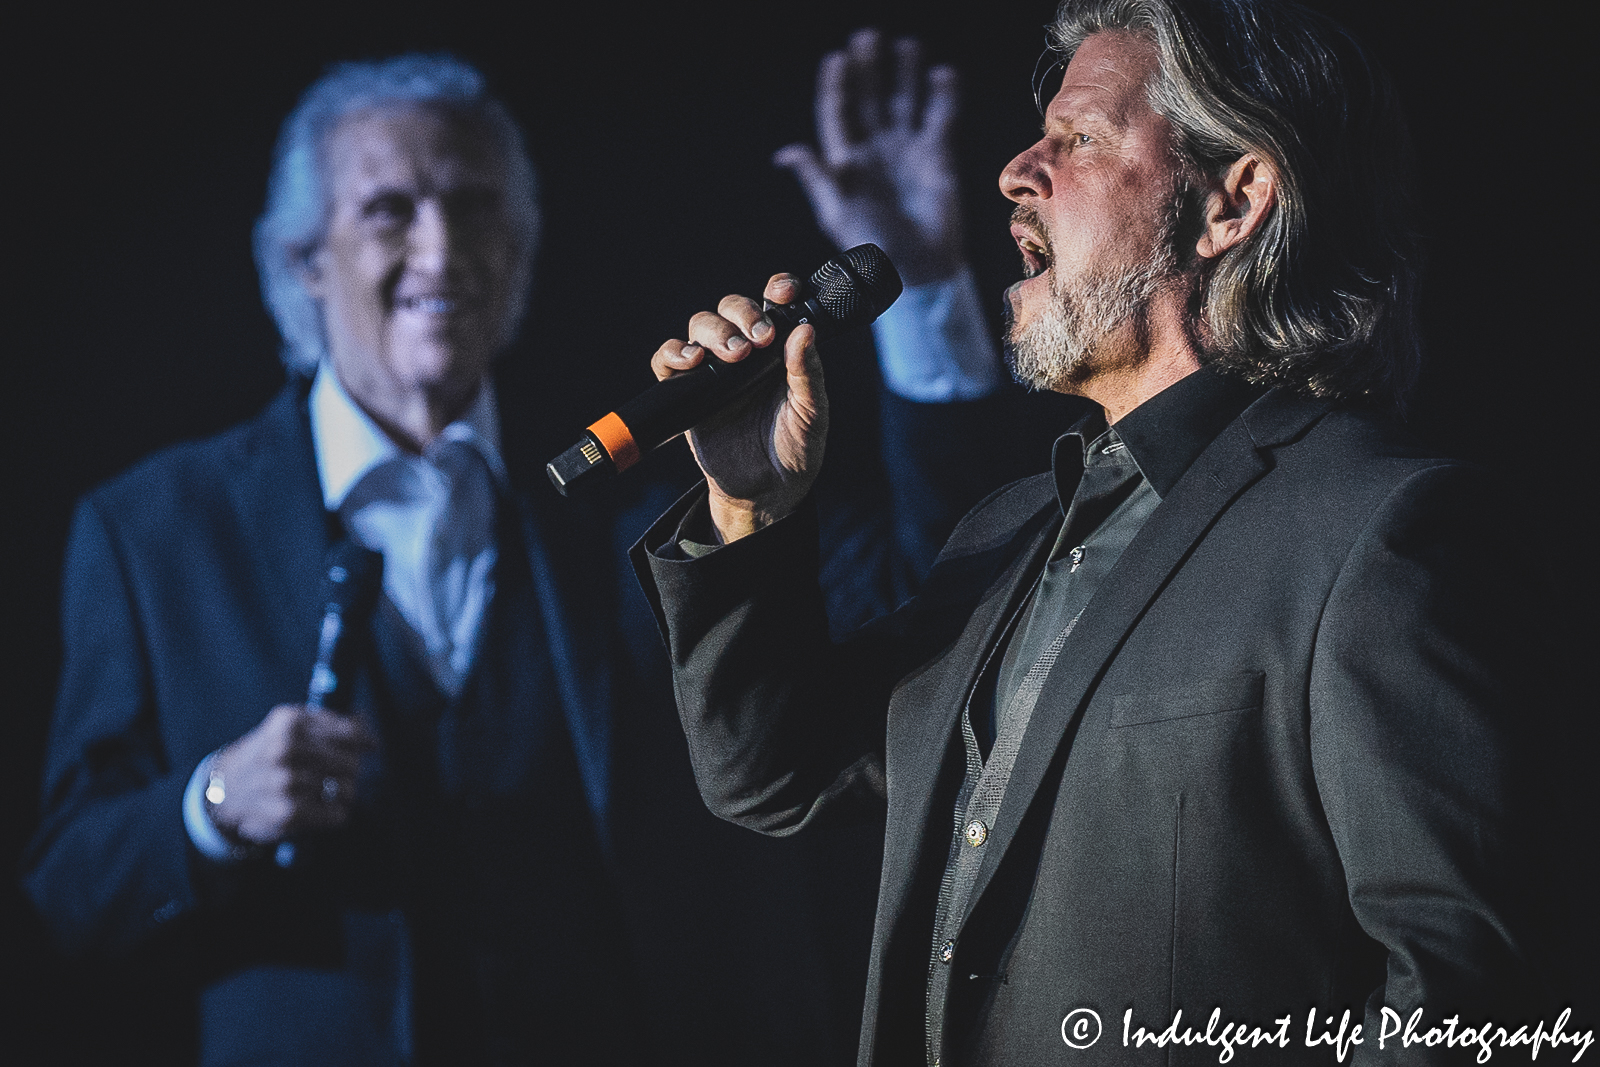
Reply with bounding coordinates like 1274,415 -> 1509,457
587,412 -> 641,472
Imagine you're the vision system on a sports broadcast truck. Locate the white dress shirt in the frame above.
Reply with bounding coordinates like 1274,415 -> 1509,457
310,365 -> 505,697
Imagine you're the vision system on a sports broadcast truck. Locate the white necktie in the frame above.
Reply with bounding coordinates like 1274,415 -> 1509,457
343,438 -> 498,695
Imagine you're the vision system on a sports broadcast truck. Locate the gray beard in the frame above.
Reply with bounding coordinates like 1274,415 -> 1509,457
1003,247 -> 1177,393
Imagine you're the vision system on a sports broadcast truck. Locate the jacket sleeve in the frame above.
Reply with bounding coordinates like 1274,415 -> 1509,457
631,475 -> 1042,836
1307,463 -> 1544,1052
23,497 -> 204,958
633,489 -> 896,834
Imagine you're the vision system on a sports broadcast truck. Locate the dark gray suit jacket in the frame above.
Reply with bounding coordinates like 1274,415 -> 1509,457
637,389 -> 1536,1065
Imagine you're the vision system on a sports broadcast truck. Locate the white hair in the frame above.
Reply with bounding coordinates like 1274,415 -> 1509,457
252,54 -> 540,376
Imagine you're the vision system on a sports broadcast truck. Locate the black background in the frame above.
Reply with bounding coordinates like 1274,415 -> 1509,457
5,0 -> 1592,1059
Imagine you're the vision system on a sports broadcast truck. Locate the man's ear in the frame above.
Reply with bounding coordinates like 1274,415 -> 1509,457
1195,153 -> 1276,260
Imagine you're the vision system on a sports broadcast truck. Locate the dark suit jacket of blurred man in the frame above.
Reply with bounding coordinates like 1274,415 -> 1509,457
26,373 -> 644,1064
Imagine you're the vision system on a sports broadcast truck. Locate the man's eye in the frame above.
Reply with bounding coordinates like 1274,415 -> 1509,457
365,194 -> 413,223
1075,132 -> 1092,146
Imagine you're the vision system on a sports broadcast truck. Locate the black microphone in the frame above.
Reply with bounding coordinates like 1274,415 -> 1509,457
275,540 -> 382,868
306,541 -> 383,712
546,243 -> 903,496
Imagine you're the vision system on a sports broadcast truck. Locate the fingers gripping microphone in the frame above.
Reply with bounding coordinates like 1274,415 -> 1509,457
546,243 -> 903,495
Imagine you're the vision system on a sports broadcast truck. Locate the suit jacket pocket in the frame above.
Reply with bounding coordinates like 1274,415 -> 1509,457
1109,671 -> 1264,728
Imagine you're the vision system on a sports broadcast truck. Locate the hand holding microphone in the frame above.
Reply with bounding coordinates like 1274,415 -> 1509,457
656,273 -> 833,542
546,244 -> 902,542
205,543 -> 381,858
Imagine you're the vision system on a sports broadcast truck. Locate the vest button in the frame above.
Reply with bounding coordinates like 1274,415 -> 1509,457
964,819 -> 988,847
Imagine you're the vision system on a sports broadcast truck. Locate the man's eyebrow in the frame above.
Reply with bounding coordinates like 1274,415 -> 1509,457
1050,80 -> 1120,111
359,184 -> 410,202
1046,99 -> 1115,131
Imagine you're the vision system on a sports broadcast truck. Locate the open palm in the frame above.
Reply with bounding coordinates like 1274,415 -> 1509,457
775,30 -> 964,287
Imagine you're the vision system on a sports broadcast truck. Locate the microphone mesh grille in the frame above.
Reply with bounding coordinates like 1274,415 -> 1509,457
808,244 -> 903,328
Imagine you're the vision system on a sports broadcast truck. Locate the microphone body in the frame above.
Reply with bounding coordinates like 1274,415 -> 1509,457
276,540 -> 382,867
306,541 -> 383,713
547,244 -> 902,495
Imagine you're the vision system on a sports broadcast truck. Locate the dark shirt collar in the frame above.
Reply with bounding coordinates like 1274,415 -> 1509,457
1053,367 -> 1266,500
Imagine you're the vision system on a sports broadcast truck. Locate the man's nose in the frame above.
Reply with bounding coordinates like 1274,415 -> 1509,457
1000,141 -> 1053,203
407,199 -> 453,270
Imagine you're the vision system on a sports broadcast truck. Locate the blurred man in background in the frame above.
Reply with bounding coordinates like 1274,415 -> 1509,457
25,39 -> 1024,1065
26,56 -> 643,1066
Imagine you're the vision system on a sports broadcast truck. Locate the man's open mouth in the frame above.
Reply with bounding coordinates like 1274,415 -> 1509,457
1010,213 -> 1053,279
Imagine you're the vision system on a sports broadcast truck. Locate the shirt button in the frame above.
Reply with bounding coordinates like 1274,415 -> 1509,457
939,939 -> 956,964
964,819 -> 988,847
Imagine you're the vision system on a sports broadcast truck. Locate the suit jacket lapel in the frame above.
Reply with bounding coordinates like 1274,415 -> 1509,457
227,381 -> 336,667
953,393 -> 1330,930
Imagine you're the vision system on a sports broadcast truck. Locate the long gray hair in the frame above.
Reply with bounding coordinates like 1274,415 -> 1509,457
253,54 -> 540,377
1049,0 -> 1422,409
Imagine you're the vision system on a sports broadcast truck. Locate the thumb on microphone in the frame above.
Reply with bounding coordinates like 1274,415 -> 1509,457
656,275 -> 830,543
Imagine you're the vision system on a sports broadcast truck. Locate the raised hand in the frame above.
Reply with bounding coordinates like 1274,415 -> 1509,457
651,275 -> 829,542
775,29 -> 964,287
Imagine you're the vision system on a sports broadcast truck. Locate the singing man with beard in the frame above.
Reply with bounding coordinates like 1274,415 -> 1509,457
632,0 -> 1539,1063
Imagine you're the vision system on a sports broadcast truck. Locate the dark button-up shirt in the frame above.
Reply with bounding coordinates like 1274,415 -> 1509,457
925,367 -> 1263,1066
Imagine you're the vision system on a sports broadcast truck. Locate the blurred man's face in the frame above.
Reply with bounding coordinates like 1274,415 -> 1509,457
306,105 -> 516,440
998,31 -> 1189,393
